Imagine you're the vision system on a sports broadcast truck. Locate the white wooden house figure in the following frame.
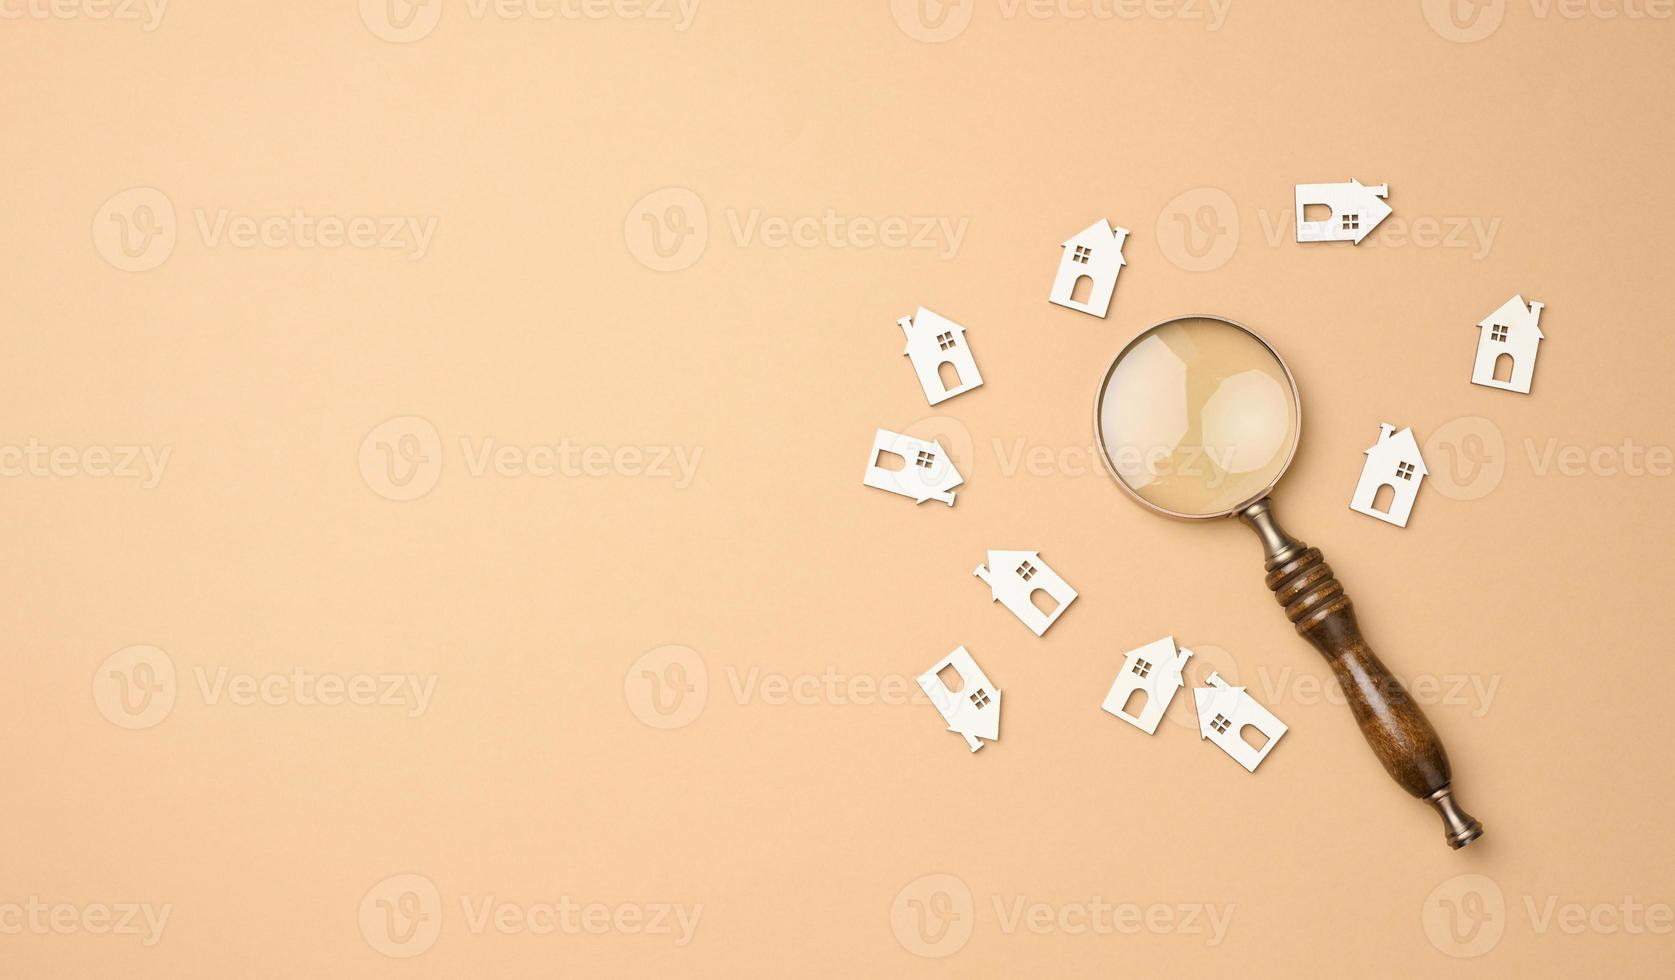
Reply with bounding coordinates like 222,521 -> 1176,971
974,550 -> 1077,637
1049,219 -> 1129,318
862,429 -> 964,506
1295,179 -> 1391,244
1194,671 -> 1287,773
1471,294 -> 1544,394
898,307 -> 983,406
1101,636 -> 1193,735
1349,423 -> 1428,528
917,646 -> 1001,752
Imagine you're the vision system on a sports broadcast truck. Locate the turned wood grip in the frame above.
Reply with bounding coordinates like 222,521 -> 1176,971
1264,546 -> 1453,798
1237,501 -> 1481,847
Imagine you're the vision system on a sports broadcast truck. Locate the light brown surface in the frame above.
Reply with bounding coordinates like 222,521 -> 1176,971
4,2 -> 1675,976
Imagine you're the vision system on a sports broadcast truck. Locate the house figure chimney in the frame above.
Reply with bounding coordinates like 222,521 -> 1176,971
1367,183 -> 1389,198
1529,301 -> 1544,325
1377,422 -> 1396,443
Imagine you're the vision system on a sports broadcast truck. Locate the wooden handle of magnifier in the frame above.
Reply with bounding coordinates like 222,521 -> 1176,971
1243,504 -> 1484,848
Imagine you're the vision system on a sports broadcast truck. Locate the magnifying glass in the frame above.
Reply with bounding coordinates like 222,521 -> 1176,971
1094,314 -> 1484,849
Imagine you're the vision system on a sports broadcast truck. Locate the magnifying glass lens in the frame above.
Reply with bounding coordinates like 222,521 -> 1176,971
1097,316 -> 1299,518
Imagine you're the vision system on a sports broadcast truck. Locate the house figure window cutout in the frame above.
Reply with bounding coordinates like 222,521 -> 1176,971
861,428 -> 964,507
1349,422 -> 1428,528
1194,671 -> 1287,773
975,550 -> 1077,637
917,646 -> 1001,752
1471,295 -> 1544,395
1101,636 -> 1193,735
898,307 -> 983,406
1049,219 -> 1128,319
1294,179 -> 1391,244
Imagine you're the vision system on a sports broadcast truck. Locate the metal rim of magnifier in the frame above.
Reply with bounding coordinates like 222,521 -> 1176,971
1092,313 -> 1304,521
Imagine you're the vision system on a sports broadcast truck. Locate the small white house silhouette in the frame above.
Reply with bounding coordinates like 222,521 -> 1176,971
898,307 -> 983,406
1049,219 -> 1129,318
974,550 -> 1077,637
862,429 -> 964,506
1295,179 -> 1392,244
1101,636 -> 1193,735
1471,294 -> 1544,394
1194,671 -> 1287,773
1350,423 -> 1428,527
917,646 -> 1001,752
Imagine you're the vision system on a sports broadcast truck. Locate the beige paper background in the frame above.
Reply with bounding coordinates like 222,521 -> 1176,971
4,1 -> 1674,975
